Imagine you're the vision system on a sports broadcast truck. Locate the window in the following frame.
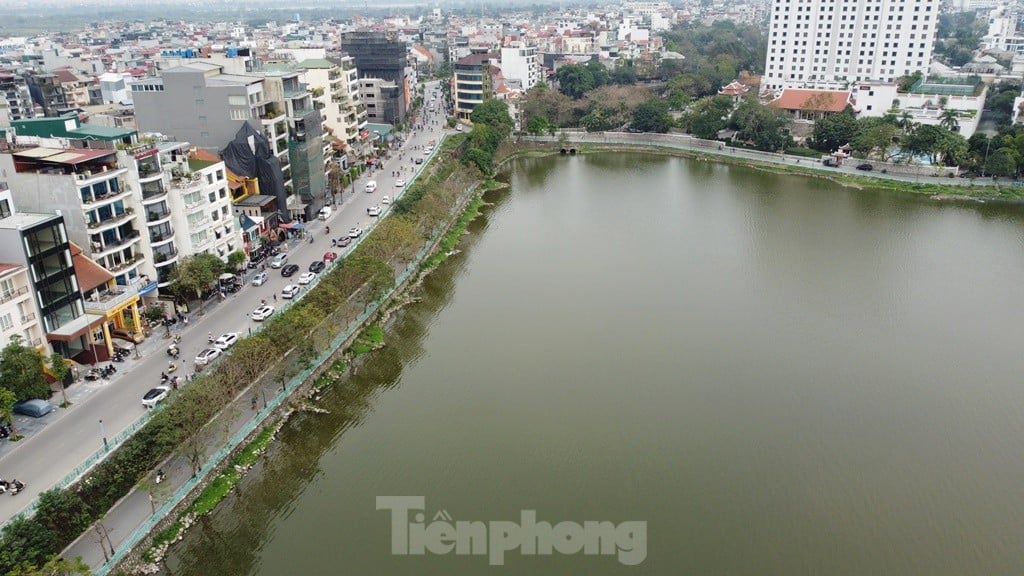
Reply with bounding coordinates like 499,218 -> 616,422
0,199 -> 10,219
0,314 -> 12,332
0,278 -> 14,299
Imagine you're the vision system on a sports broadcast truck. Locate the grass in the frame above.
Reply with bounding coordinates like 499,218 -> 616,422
351,324 -> 385,356
144,423 -> 278,562
421,195 -> 485,271
313,359 -> 349,390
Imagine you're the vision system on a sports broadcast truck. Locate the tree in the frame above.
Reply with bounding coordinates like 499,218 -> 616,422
6,555 -> 90,576
686,96 -> 733,140
0,336 -> 51,401
0,387 -> 19,440
227,250 -> 247,272
34,489 -> 93,550
851,120 -> 897,160
469,99 -> 513,138
811,108 -> 858,152
611,60 -> 638,85
555,64 -> 595,99
985,147 -> 1017,178
169,253 -> 224,314
903,124 -> 950,164
897,111 -> 916,132
632,98 -> 673,133
48,354 -> 70,408
526,115 -> 551,136
728,99 -> 791,151
939,108 -> 960,132
0,517 -> 57,574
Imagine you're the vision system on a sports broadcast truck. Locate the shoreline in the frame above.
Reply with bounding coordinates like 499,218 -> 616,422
511,134 -> 1024,205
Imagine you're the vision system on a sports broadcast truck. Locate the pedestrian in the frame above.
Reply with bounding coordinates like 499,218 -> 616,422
183,316 -> 189,326
261,298 -> 267,305
251,395 -> 258,410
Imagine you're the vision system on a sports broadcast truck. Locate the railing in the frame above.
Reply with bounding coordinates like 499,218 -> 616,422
146,208 -> 171,222
149,229 -> 174,243
0,286 -> 29,304
28,337 -> 42,347
92,230 -> 141,255
20,313 -> 35,323
153,248 -> 178,263
141,184 -> 168,200
92,133 -> 459,576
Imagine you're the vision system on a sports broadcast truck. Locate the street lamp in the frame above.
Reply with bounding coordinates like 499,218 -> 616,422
99,419 -> 108,450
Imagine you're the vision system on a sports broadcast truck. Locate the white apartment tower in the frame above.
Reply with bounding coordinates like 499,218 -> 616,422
763,0 -> 939,91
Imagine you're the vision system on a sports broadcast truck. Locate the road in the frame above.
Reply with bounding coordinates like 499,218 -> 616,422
0,80 -> 450,526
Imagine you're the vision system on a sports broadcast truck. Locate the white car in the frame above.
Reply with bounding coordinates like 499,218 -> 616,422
251,305 -> 275,321
282,284 -> 301,299
142,386 -> 171,409
297,272 -> 317,285
195,348 -> 222,366
455,124 -> 463,132
381,196 -> 391,205
213,332 -> 239,350
251,271 -> 268,286
349,227 -> 363,238
395,179 -> 406,188
368,205 -> 382,217
365,180 -> 378,193
425,145 -> 434,152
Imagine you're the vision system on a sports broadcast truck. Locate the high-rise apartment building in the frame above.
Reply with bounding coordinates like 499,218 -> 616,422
342,32 -> 409,125
763,0 -> 939,91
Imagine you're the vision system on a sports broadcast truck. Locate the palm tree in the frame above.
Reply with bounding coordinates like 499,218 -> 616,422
939,109 -> 960,132
898,111 -> 916,132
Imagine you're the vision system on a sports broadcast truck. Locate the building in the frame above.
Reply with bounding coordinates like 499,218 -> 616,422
0,71 -> 35,122
360,77 -> 405,125
769,88 -> 854,120
500,43 -> 541,92
454,53 -> 495,121
763,0 -> 940,91
342,31 -> 409,125
297,57 -> 367,158
0,187 -> 107,363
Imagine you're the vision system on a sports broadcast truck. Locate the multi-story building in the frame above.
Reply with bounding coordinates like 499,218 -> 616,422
762,0 -> 939,91
360,77 -> 406,125
26,72 -> 69,117
500,43 -> 541,92
454,53 -> 495,121
342,31 -> 409,125
0,187 -> 108,363
0,188 -> 47,353
0,71 -> 35,121
298,56 -> 367,159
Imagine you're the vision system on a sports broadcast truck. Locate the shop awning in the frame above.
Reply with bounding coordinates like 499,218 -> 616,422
279,221 -> 304,229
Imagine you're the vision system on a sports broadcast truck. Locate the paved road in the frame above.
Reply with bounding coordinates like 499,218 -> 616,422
0,80 -> 450,527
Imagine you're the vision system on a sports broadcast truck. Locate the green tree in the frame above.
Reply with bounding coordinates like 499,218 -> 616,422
469,99 -> 513,137
6,555 -> 91,576
939,109 -> 960,132
897,111 -> 916,132
811,108 -> 859,152
985,147 -> 1017,178
903,124 -> 950,164
0,517 -> 57,574
555,64 -> 594,99
728,99 -> 791,151
851,120 -> 897,160
526,115 -> 551,136
934,131 -> 969,166
0,387 -> 18,439
34,489 -> 93,550
611,60 -> 637,85
169,253 -> 224,314
227,250 -> 247,272
632,98 -> 673,133
0,336 -> 50,401
686,96 -> 733,140
48,353 -> 70,407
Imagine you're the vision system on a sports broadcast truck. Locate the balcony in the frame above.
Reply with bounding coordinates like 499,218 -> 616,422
75,166 -> 128,185
108,254 -> 145,273
0,286 -> 30,304
87,210 -> 135,233
81,184 -> 132,207
91,230 -> 141,258
20,312 -> 36,323
141,182 -> 168,201
149,228 -> 175,244
146,207 -> 172,223
84,285 -> 138,313
153,247 -> 179,266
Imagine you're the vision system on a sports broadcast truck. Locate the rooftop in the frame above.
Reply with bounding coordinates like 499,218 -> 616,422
297,58 -> 336,69
0,211 -> 61,231
12,147 -> 117,165
770,89 -> 851,113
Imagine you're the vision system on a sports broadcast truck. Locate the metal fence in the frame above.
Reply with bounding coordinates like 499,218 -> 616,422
91,136 -> 464,575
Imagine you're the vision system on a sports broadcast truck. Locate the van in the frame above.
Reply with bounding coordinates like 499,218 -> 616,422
269,253 -> 289,269
318,206 -> 332,220
365,180 -> 378,193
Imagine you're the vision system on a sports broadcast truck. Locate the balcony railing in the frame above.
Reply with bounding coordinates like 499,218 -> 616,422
87,210 -> 134,231
91,230 -> 141,256
20,312 -> 36,323
150,229 -> 174,243
153,247 -> 178,263
27,337 -> 42,347
146,208 -> 171,222
141,183 -> 168,200
0,286 -> 29,304
84,285 -> 138,312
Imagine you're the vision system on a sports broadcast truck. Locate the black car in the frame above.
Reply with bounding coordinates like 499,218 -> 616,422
281,264 -> 301,277
856,163 -> 874,171
414,157 -> 424,164
309,261 -> 326,273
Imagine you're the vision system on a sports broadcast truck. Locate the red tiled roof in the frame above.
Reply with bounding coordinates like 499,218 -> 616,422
191,148 -> 220,163
770,89 -> 851,113
719,80 -> 750,96
0,263 -> 23,276
70,242 -> 113,292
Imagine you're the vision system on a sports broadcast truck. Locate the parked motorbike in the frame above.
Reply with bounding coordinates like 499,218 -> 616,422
0,424 -> 10,439
84,368 -> 103,381
7,480 -> 25,495
100,364 -> 117,378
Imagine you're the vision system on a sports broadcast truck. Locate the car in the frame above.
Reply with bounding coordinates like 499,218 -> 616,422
365,180 -> 378,193
251,271 -> 269,286
381,196 -> 391,205
269,253 -> 289,269
368,205 -> 382,217
309,260 -> 326,273
297,272 -> 317,285
455,124 -> 463,132
348,227 -> 363,239
251,305 -> 275,321
213,332 -> 239,350
323,251 -> 338,263
317,206 -> 332,220
281,264 -> 300,277
414,157 -> 423,164
282,284 -> 301,299
12,399 -> 55,418
195,347 -> 222,366
425,145 -> 434,153
395,179 -> 406,187
111,328 -> 144,343
856,163 -> 874,171
142,386 -> 171,409
336,236 -> 352,248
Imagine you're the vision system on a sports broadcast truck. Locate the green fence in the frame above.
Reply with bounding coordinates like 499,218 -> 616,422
92,137 -> 466,576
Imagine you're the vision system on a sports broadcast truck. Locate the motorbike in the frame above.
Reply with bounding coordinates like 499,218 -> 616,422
7,480 -> 25,495
155,469 -> 165,484
166,362 -> 178,374
100,364 -> 117,378
167,346 -> 179,359
84,368 -> 103,381
0,424 -> 10,439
